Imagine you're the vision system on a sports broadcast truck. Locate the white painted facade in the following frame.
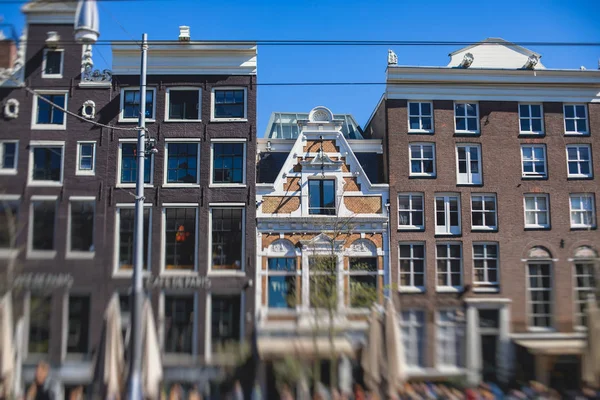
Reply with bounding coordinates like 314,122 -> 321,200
447,38 -> 546,69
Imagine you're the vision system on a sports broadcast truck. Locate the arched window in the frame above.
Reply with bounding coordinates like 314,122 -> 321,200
573,246 -> 598,327
526,246 -> 553,329
347,239 -> 378,308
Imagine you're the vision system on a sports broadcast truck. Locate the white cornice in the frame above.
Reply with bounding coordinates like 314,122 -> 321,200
22,1 -> 77,24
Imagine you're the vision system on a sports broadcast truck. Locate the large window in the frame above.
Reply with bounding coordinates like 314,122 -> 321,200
116,207 -> 151,271
308,179 -> 336,215
398,193 -> 424,230
348,257 -> 378,308
570,194 -> 595,229
68,200 -> 95,254
120,88 -> 155,121
32,92 -> 67,129
456,144 -> 481,185
42,49 -> 63,78
119,142 -> 153,185
164,207 -> 197,271
401,310 -> 425,368
521,145 -> 547,178
436,310 -> 464,369
471,194 -> 497,230
519,104 -> 544,135
527,263 -> 552,328
524,194 -> 550,229
76,142 -> 95,176
454,102 -> 479,133
29,144 -> 64,185
211,295 -> 241,352
211,142 -> 245,184
29,295 -> 51,353
567,145 -> 593,179
436,243 -> 462,290
267,258 -> 297,309
564,104 -> 588,135
409,143 -> 435,177
165,142 -> 200,185
67,295 -> 90,353
30,199 -> 57,252
0,141 -> 17,174
435,195 -> 461,235
399,243 -> 425,292
166,88 -> 201,121
473,243 -> 499,290
574,262 -> 595,328
309,256 -> 338,309
0,198 -> 18,250
164,295 -> 194,354
408,102 -> 433,133
210,207 -> 243,270
212,88 -> 246,120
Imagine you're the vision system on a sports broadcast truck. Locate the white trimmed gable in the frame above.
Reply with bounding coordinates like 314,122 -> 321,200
447,38 -> 546,70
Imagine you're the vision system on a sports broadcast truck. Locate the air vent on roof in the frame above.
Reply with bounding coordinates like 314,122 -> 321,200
179,26 -> 190,42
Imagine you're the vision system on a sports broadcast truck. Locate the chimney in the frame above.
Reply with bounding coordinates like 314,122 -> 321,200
179,26 -> 190,42
0,39 -> 17,69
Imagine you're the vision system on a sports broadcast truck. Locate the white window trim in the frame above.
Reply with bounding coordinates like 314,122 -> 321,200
347,255 -> 379,310
408,143 -> 436,177
164,87 -> 202,122
265,256 -> 300,311
75,141 -> 96,176
0,140 -> 18,175
27,141 -> 65,187
41,48 -> 64,79
30,90 -> 68,130
116,139 -> 155,188
407,101 -> 434,133
160,205 -> 199,274
435,243 -> 463,292
163,139 -> 201,187
209,139 -> 247,187
208,205 -> 246,276
470,194 -> 497,231
573,261 -> 596,330
453,101 -> 480,134
520,144 -> 547,179
472,242 -> 500,291
398,193 -> 425,230
455,144 -> 482,185
0,194 -> 21,258
569,193 -> 596,229
523,194 -> 550,229
161,291 -> 199,356
210,86 -> 248,122
401,310 -> 426,369
119,87 -> 157,123
526,261 -> 554,331
398,242 -> 426,293
66,197 -> 96,259
518,103 -> 545,135
204,292 -> 245,363
435,309 -> 465,370
112,203 -> 153,277
435,194 -> 461,235
566,144 -> 593,179
27,195 -> 58,259
563,104 -> 589,135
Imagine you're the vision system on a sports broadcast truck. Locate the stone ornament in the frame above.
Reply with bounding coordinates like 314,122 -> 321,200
388,49 -> 398,65
349,239 -> 376,254
81,99 -> 95,119
81,45 -> 112,83
308,106 -> 334,123
3,98 -> 19,119
269,239 -> 295,254
527,246 -> 552,259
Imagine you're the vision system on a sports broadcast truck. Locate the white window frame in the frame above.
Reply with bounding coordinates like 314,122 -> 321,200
398,193 -> 424,230
163,139 -> 201,187
209,139 -> 247,187
526,262 -> 554,331
435,243 -> 463,292
27,195 -> 58,259
453,101 -> 479,134
116,139 -> 155,188
0,194 -> 21,258
210,87 -> 248,122
205,292 -> 244,362
456,144 -> 482,185
162,292 -> 198,355
408,143 -> 436,177
401,310 -> 425,369
31,90 -> 68,130
470,194 -> 497,231
399,242 -> 426,293
436,309 -> 464,370
573,261 -> 595,330
160,204 -> 199,274
564,104 -> 589,135
266,256 -> 299,311
113,203 -> 153,276
119,87 -> 157,123
520,144 -> 547,179
41,48 -> 64,79
435,194 -> 461,235
407,101 -> 434,133
0,140 -> 18,175
164,87 -> 202,122
566,144 -> 593,179
75,141 -> 96,176
569,193 -> 596,229
518,103 -> 544,135
472,242 -> 499,292
66,196 -> 96,259
347,255 -> 379,309
27,141 -> 65,187
208,204 -> 246,276
523,194 -> 550,229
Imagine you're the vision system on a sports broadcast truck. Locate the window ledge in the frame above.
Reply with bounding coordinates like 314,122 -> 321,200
163,183 -> 201,188
112,271 -> 151,278
41,75 -> 63,79
564,133 -> 590,137
0,170 -> 17,175
408,175 -> 437,179
0,249 -> 19,259
472,286 -> 499,293
210,118 -> 248,123
118,118 -> 155,124
521,176 -> 548,180
31,124 -> 67,131
208,270 -> 246,277
398,227 -> 425,231
454,131 -> 480,136
28,181 -> 63,187
209,184 -> 247,188
399,287 -> 425,294
436,287 -> 461,293
571,226 -> 597,231
65,252 -> 95,260
164,119 -> 202,123
527,327 -> 556,333
524,226 -> 551,231
160,270 -> 198,276
456,183 -> 483,187
408,130 -> 434,135
75,171 -> 95,176
27,250 -> 57,260
471,227 -> 498,232
116,184 -> 155,189
567,175 -> 594,180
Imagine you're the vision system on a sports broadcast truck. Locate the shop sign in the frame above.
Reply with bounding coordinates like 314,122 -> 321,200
144,275 -> 211,290
13,273 -> 74,290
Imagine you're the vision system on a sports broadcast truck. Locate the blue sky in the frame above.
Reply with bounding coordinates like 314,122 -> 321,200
2,0 -> 599,135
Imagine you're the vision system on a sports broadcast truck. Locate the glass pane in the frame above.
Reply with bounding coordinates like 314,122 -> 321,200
565,106 -> 574,118
421,103 -> 431,116
575,105 -> 586,118
456,118 -> 465,131
466,104 -> 477,116
423,146 -> 433,159
467,118 -> 478,131
566,120 -> 575,132
520,120 -> 530,132
413,245 -> 424,258
268,276 -> 296,308
531,105 -> 541,118
577,120 -> 587,132
422,117 -> 432,130
409,117 -> 420,130
409,103 -> 419,116
519,105 -> 529,118
455,103 -> 465,115
531,119 -> 542,132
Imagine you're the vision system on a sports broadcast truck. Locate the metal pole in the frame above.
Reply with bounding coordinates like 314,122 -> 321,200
128,32 -> 148,400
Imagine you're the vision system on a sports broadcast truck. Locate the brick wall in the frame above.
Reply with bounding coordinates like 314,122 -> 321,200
344,196 -> 382,214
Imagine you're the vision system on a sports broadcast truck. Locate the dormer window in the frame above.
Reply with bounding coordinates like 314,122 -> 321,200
309,179 -> 336,215
42,49 -> 64,78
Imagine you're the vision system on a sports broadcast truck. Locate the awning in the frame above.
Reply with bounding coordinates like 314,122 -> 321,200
258,337 -> 356,359
515,339 -> 586,355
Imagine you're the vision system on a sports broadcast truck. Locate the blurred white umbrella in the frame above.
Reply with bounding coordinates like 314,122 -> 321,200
0,293 -> 14,397
361,305 -> 383,396
141,298 -> 162,400
584,294 -> 600,387
383,297 -> 406,399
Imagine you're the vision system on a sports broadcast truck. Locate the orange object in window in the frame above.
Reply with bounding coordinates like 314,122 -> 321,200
175,225 -> 190,242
